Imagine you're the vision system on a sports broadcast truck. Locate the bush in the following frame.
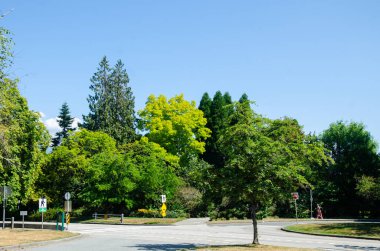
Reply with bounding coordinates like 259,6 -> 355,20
130,208 -> 188,218
130,208 -> 161,218
28,207 -> 64,221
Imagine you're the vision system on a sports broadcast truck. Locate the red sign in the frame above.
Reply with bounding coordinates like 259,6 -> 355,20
291,192 -> 299,200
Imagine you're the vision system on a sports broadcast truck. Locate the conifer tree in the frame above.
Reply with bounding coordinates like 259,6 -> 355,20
198,91 -> 233,168
82,56 -> 136,145
52,102 -> 74,147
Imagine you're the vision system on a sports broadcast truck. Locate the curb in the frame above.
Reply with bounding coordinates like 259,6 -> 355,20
281,227 -> 380,241
0,232 -> 82,250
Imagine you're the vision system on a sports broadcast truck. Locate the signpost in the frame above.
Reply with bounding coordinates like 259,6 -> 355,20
1,186 -> 12,229
161,195 -> 166,203
39,197 -> 47,229
160,195 -> 167,217
309,188 -> 313,219
291,192 -> 299,223
161,203 -> 167,217
20,211 -> 27,229
64,192 -> 72,230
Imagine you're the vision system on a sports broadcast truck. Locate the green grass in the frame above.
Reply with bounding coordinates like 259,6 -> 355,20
285,223 -> 380,239
208,217 -> 312,224
79,216 -> 184,225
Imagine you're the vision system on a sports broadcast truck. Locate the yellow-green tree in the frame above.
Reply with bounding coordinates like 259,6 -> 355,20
138,94 -> 211,165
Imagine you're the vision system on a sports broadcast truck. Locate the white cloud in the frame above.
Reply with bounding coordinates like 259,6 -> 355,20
44,117 -> 60,136
72,117 -> 81,129
42,116 -> 82,137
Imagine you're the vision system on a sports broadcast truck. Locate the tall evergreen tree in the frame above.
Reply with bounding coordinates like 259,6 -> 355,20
198,93 -> 212,124
239,93 -> 249,103
198,91 -> 233,168
82,56 -> 136,145
51,102 -> 74,147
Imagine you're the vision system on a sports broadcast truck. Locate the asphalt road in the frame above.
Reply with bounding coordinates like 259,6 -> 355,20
16,219 -> 380,251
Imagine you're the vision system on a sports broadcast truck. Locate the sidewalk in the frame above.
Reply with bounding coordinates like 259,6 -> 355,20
174,217 -> 210,225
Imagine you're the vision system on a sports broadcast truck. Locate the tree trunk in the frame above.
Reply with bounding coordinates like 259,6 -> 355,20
251,203 -> 259,244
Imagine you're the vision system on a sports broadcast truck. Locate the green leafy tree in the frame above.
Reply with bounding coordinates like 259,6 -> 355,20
357,175 -> 380,200
82,57 -> 136,145
81,152 -> 139,212
39,129 -> 117,207
138,94 -> 211,166
0,26 -> 50,208
120,137 -> 181,209
0,26 -> 13,76
319,121 -> 379,217
218,102 -> 327,244
51,102 -> 74,147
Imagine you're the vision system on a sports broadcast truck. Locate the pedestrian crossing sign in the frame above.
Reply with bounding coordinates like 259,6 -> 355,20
39,198 -> 47,212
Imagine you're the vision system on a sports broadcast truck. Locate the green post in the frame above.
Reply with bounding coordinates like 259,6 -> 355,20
61,212 -> 65,231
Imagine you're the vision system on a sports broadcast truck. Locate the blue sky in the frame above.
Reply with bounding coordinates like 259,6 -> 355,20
2,1 -> 380,144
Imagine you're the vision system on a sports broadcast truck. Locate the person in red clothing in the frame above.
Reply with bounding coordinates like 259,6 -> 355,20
316,204 -> 323,219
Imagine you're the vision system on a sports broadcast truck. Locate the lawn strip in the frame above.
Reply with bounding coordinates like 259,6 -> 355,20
284,223 -> 380,239
0,229 -> 78,247
208,217 -> 311,224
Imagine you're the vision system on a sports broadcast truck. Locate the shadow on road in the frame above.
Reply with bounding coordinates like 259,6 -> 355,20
129,243 -> 196,250
335,244 -> 380,250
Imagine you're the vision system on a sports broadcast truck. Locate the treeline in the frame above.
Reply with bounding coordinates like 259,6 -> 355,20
1,26 -> 379,222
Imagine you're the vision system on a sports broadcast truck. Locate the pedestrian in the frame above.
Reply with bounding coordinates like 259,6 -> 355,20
316,204 -> 323,219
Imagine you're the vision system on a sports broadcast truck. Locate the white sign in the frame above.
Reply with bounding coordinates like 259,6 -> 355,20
64,200 -> 72,212
20,211 -> 28,216
161,194 -> 166,203
39,198 -> 47,212
64,192 -> 71,201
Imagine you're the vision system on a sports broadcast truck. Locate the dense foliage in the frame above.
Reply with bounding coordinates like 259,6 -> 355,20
0,27 -> 50,210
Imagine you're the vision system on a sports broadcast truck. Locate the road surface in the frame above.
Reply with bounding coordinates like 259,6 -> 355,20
14,219 -> 380,250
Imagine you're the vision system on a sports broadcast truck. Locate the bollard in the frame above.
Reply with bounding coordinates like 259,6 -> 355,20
94,212 -> 97,219
61,212 -> 65,231
11,217 -> 14,229
121,213 -> 124,223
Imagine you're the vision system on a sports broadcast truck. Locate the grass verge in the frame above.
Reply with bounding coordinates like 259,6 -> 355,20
284,223 -> 380,239
208,217 -> 311,224
79,216 -> 184,225
196,244 -> 315,250
0,229 -> 78,247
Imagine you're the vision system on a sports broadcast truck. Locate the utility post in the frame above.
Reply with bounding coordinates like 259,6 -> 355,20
2,188 -> 5,229
291,192 -> 299,223
2,186 -> 12,229
64,192 -> 72,230
310,188 -> 313,219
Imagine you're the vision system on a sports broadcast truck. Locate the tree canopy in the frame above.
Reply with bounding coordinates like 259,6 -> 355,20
138,94 -> 211,165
